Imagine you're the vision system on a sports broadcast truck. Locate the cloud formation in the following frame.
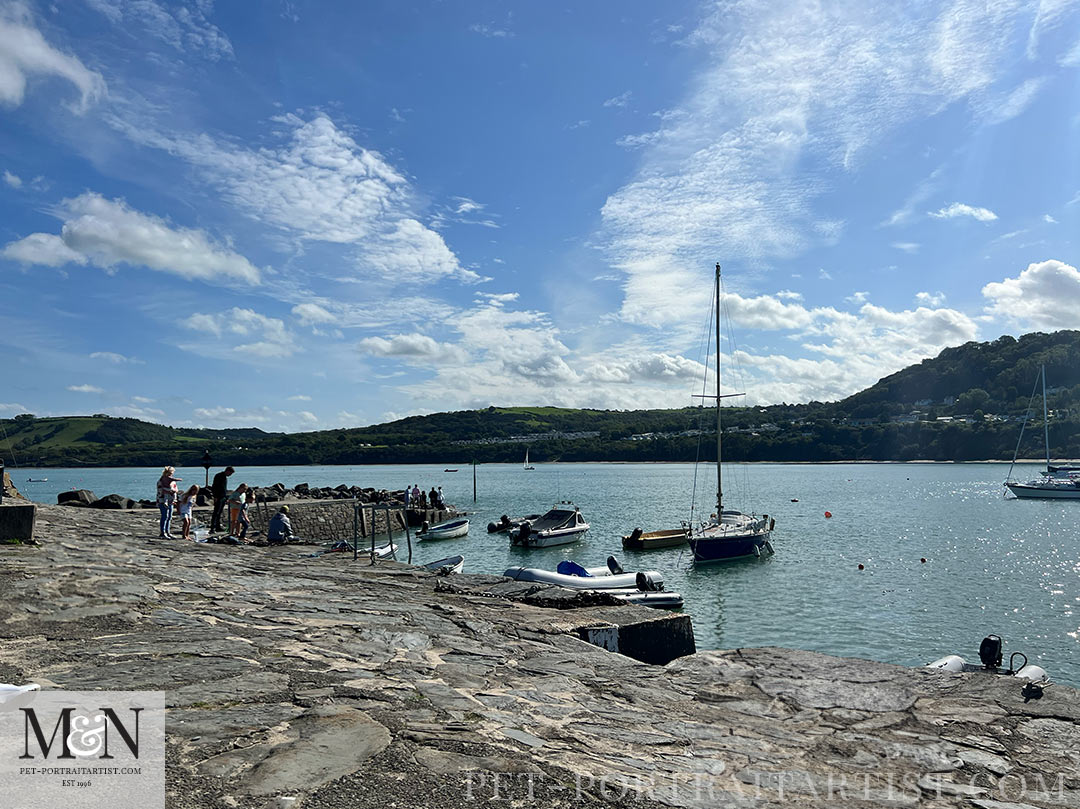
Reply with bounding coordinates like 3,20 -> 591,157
183,308 -> 295,358
2,193 -> 261,283
928,202 -> 998,222
982,259 -> 1080,329
0,3 -> 105,111
84,0 -> 233,60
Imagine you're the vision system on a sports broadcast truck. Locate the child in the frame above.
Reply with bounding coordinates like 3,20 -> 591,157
228,483 -> 249,537
178,485 -> 199,540
238,489 -> 255,540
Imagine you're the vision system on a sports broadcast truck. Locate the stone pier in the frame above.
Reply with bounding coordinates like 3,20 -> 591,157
2,505 -> 1079,809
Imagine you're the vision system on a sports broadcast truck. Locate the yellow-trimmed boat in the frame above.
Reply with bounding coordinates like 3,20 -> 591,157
621,527 -> 688,551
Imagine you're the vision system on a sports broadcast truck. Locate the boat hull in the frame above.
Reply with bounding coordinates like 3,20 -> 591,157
503,566 -> 662,590
423,555 -> 464,574
418,519 -> 470,540
509,527 -> 587,547
1007,483 -> 1080,499
622,528 -> 688,550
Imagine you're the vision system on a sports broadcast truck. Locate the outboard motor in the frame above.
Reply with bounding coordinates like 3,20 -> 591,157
980,634 -> 1003,670
487,522 -> 499,533
420,520 -> 430,533
607,555 -> 624,575
518,521 -> 531,541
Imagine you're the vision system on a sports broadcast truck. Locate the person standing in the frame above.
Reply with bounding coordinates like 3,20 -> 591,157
210,466 -> 235,532
411,483 -> 421,505
178,484 -> 199,540
237,489 -> 255,540
228,483 -> 249,537
156,466 -> 182,539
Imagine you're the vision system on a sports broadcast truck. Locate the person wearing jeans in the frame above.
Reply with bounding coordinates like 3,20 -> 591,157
210,466 -> 235,532
156,466 -> 181,539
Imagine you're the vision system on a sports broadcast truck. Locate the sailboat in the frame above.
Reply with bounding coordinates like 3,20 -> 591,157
523,448 -> 535,470
687,263 -> 775,563
1005,364 -> 1080,499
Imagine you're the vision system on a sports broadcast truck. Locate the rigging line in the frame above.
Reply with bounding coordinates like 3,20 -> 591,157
690,272 -> 717,529
1006,370 -> 1043,484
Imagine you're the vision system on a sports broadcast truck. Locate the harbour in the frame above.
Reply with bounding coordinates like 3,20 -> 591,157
15,459 -> 1080,687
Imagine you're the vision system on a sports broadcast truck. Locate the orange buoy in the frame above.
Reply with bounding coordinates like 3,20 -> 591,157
824,511 -> 832,518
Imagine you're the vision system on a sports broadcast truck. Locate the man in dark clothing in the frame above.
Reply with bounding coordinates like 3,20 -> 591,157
210,466 -> 235,532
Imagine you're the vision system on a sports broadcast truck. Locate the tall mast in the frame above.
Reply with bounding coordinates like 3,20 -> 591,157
715,262 -> 723,515
1042,364 -> 1050,472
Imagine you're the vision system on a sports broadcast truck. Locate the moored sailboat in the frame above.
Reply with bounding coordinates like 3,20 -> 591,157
1005,365 -> 1080,500
688,263 -> 775,563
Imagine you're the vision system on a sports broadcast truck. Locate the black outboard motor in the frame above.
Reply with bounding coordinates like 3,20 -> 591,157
980,634 -> 1003,670
518,521 -> 531,541
636,571 -> 657,592
420,520 -> 430,534
607,555 -> 624,575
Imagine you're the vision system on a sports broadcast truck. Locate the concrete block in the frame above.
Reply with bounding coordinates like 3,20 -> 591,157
0,503 -> 37,543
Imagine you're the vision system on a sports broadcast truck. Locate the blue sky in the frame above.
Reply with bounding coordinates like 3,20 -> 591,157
1,0 -> 1078,431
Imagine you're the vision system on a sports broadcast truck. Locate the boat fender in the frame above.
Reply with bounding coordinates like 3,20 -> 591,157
1014,664 -> 1049,682
607,555 -> 624,575
926,655 -> 966,673
753,544 -> 761,558
769,518 -> 775,531
764,540 -> 774,555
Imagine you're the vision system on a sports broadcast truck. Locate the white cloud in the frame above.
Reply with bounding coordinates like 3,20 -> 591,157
296,410 -> 318,425
603,90 -> 632,108
0,3 -> 105,111
84,0 -> 233,60
104,404 -> 165,420
288,394 -> 312,401
193,406 -> 275,424
0,402 -> 29,416
475,291 -> 519,305
112,114 -> 479,285
1,232 -> 86,266
2,193 -> 261,283
469,23 -> 512,38
132,396 -> 154,403
819,269 -> 833,281
915,291 -> 946,307
723,292 -> 815,330
982,259 -> 1080,329
3,169 -> 21,188
973,77 -> 1047,125
598,1 -> 1036,327
891,241 -> 920,253
775,290 -> 803,301
928,202 -> 998,222
182,308 -> 296,358
845,291 -> 870,304
1044,213 -> 1058,224
291,302 -> 336,326
89,351 -> 143,364
584,353 -> 704,384
67,384 -> 103,393
357,333 -> 469,365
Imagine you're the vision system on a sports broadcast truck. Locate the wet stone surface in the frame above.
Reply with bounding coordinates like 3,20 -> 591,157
2,505 -> 1080,808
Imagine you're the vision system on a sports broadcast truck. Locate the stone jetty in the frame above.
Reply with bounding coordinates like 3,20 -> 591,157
2,505 -> 1080,808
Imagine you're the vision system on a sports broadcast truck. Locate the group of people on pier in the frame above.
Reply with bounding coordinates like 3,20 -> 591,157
405,483 -> 445,510
155,465 -> 257,542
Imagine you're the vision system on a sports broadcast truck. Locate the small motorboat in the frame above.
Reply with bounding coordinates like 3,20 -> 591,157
503,564 -> 663,591
418,518 -> 469,541
487,513 -> 542,533
621,527 -> 688,550
330,541 -> 398,558
444,468 -> 458,472
509,502 -> 589,547
26,478 -> 48,482
926,634 -> 1048,682
423,554 -> 464,575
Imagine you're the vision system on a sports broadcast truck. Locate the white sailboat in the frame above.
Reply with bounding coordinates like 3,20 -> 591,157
523,448 -> 535,470
1005,364 -> 1080,499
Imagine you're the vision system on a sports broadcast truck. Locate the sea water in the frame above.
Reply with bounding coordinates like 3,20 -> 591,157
15,461 -> 1080,686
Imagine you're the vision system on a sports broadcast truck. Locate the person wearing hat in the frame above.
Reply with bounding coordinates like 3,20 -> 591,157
267,505 -> 293,544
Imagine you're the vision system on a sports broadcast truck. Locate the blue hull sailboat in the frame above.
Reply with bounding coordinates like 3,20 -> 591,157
688,263 -> 775,564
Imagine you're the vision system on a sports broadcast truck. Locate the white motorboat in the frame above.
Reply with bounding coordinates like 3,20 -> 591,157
418,517 -> 469,540
509,503 -> 589,547
687,264 -> 775,563
503,565 -> 663,590
423,554 -> 464,574
1005,365 -> 1080,500
926,634 -> 1048,682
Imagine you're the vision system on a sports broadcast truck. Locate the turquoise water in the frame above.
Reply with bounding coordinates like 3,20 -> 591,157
14,462 -> 1080,686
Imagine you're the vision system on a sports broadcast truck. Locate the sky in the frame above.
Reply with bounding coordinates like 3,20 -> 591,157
1,0 -> 1079,432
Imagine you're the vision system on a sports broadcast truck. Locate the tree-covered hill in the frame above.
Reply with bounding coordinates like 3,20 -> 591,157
4,330 -> 1080,467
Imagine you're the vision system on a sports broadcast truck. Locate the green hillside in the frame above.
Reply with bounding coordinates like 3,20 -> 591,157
4,330 -> 1080,467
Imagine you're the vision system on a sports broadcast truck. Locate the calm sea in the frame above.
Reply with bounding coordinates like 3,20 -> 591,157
14,461 -> 1080,686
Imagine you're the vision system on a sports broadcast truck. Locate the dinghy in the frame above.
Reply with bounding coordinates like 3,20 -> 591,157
422,554 -> 464,575
607,589 -> 684,609
621,527 -> 689,550
926,634 -> 1048,682
418,517 -> 469,540
503,565 -> 663,591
